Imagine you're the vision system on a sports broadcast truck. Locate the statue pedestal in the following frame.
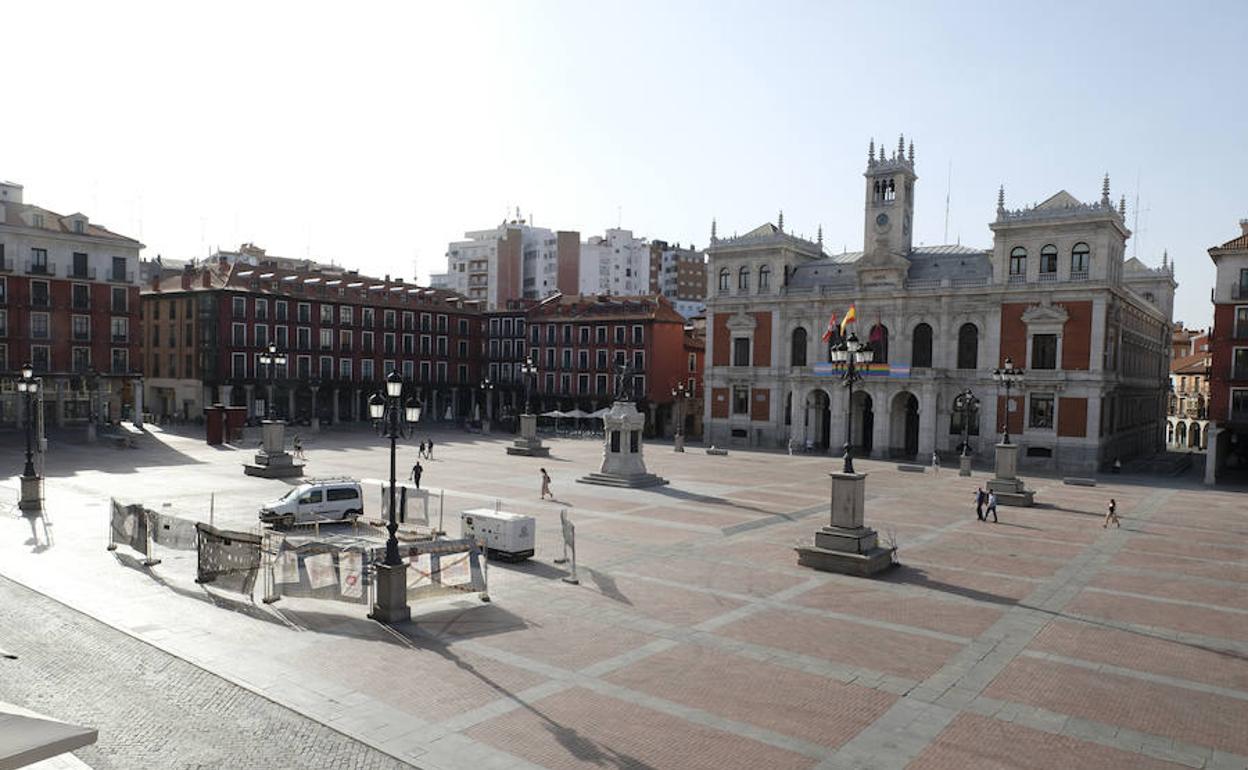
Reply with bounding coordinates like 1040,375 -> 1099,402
244,421 -> 305,478
577,402 -> 667,488
959,454 -> 972,477
796,472 -> 895,577
369,563 -> 411,624
988,443 -> 1035,506
674,434 -> 685,453
19,475 -> 44,513
506,413 -> 549,457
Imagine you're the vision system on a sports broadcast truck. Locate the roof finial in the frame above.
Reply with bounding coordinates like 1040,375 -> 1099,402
868,138 -> 875,166
1101,173 -> 1111,205
908,140 -> 914,164
879,144 -> 885,163
1162,249 -> 1169,270
1118,194 -> 1126,217
710,217 -> 718,244
997,185 -> 1005,213
897,133 -> 905,160
777,210 -> 784,232
817,224 -> 823,247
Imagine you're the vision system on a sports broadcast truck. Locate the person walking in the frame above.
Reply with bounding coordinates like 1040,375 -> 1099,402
292,434 -> 305,460
540,468 -> 553,500
932,451 -> 940,474
417,440 -> 426,459
1103,498 -> 1120,528
974,487 -> 986,521
985,490 -> 999,523
411,461 -> 423,489
427,439 -> 434,460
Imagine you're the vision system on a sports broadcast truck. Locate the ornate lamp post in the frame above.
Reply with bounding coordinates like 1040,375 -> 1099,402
479,377 -> 495,432
829,332 -> 873,474
519,356 -> 538,415
17,363 -> 43,511
991,356 -> 1024,444
367,370 -> 421,624
257,342 -> 288,421
952,389 -> 980,477
670,382 -> 691,452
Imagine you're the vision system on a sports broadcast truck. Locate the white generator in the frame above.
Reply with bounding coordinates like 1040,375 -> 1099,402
460,508 -> 535,562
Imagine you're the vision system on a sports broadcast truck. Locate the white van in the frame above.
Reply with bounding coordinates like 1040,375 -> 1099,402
259,478 -> 364,528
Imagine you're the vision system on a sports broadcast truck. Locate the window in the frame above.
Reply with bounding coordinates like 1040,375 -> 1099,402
579,326 -> 590,344
868,324 -> 889,363
791,328 -> 808,367
72,315 -> 90,341
339,359 -> 352,380
232,323 -> 246,346
233,296 -> 246,318
562,324 -> 572,345
275,300 -> 288,322
420,361 -> 431,381
597,350 -> 608,369
31,281 -> 49,307
110,317 -> 128,343
298,490 -> 322,505
758,265 -> 771,292
1032,334 -> 1057,370
1233,348 -> 1248,380
340,305 -> 353,326
297,327 -> 311,350
957,323 -> 979,369
297,302 -> 311,323
402,333 -> 414,354
254,324 -> 268,349
596,373 -> 608,394
1039,244 -> 1057,274
31,312 -> 50,339
577,373 -> 589,394
1235,307 -> 1248,339
361,359 -> 375,380
110,348 -> 129,374
30,247 -> 48,272
111,286 -> 127,312
340,330 -> 353,352
320,329 -> 333,350
32,345 -> 50,372
72,252 -> 88,278
732,337 -> 750,366
319,356 -> 333,379
718,268 -> 730,292
320,304 -> 334,324
384,332 -> 396,354
232,353 -> 247,378
437,336 -> 447,355
361,330 -> 373,353
275,325 -> 288,349
111,256 -> 127,282
1009,247 -> 1027,276
362,307 -> 374,328
632,325 -> 644,344
688,353 -> 697,372
737,266 -> 750,291
578,350 -> 588,369
633,350 -> 644,370
596,326 -> 607,344
1232,389 -> 1248,419
297,355 -> 311,378
1029,394 -> 1055,429
0,310 -> 6,336
1071,242 -> 1090,274
72,347 -> 90,372
255,298 -> 268,320
732,386 -> 750,415
911,323 -> 932,368
326,487 -> 359,502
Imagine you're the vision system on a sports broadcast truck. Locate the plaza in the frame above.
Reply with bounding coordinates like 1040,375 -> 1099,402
2,425 -> 1246,769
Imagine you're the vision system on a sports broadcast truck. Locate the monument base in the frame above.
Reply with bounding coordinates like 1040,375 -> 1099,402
507,414 -> 550,456
243,450 -> 305,478
576,472 -> 668,488
959,455 -> 972,477
18,475 -> 44,512
369,563 -> 411,624
987,477 -> 1035,506
795,542 -> 896,576
674,434 -> 685,453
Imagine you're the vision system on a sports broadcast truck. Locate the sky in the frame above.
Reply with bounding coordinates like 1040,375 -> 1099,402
5,0 -> 1245,328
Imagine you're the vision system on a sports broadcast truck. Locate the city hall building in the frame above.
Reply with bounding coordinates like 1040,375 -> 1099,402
703,137 -> 1174,474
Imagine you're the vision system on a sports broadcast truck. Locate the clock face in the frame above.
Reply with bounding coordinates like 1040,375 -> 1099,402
875,212 -> 890,228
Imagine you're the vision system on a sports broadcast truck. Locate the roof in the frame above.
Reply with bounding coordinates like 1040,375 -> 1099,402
1214,232 -> 1248,250
528,293 -> 686,324
712,222 -> 824,254
786,244 -> 991,288
1171,353 -> 1210,376
0,200 -> 141,245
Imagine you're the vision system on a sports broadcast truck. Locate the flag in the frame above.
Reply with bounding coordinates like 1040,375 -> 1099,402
820,311 -> 839,343
839,304 -> 857,335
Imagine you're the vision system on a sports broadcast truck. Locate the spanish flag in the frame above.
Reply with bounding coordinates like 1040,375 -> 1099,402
820,311 -> 839,343
839,304 -> 857,335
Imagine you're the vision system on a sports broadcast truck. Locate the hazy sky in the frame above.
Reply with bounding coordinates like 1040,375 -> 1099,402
6,1 -> 1245,327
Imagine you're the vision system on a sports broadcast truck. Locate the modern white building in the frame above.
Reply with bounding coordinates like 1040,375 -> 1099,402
443,218 -> 579,309
578,228 -> 651,296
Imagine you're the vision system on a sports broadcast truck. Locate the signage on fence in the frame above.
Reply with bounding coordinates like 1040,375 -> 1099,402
195,522 -> 262,595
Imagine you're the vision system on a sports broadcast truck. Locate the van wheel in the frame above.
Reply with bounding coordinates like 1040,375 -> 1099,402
344,509 -> 361,521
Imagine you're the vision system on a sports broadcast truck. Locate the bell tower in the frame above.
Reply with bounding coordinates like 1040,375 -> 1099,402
862,134 -> 917,259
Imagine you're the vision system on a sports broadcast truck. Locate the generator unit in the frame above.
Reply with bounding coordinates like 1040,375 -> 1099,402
460,508 -> 535,561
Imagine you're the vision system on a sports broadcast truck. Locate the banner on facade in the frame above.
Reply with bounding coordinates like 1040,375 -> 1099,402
812,363 -> 910,379
195,522 -> 262,595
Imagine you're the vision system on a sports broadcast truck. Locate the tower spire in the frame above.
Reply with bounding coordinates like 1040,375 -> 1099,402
817,224 -> 823,248
1162,249 -> 1169,271
868,138 -> 875,167
710,217 -> 718,244
1118,194 -> 1126,218
1101,173 -> 1111,205
997,185 -> 1005,213
897,133 -> 905,160
908,140 -> 914,164
777,210 -> 784,232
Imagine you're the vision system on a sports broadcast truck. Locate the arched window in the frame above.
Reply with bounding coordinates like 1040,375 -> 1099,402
1071,242 -> 1090,274
1009,247 -> 1027,276
758,265 -> 771,292
1040,244 -> 1057,275
717,268 -> 729,292
911,323 -> 933,368
790,327 -> 808,367
737,266 -> 750,291
868,323 -> 889,363
957,323 -> 979,369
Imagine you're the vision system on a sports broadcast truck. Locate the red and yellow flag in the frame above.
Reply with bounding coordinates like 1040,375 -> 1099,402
820,311 -> 839,342
839,304 -> 857,335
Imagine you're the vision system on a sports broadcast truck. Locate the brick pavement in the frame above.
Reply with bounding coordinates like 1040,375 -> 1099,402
1,424 -> 1246,769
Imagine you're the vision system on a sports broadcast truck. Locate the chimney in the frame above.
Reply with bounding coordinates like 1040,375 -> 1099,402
181,264 -> 194,291
201,269 -> 212,288
151,275 -> 161,292
1240,218 -> 1248,236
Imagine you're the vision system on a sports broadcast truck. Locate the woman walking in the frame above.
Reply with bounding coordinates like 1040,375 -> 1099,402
540,468 -> 553,500
1103,498 -> 1120,528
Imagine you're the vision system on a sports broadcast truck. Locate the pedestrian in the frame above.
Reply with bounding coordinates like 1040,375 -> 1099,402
292,434 -> 305,460
417,440 -> 426,459
427,439 -> 434,460
411,461 -> 423,489
986,490 -> 999,523
540,468 -> 553,500
1112,457 -> 1122,474
932,451 -> 940,473
788,438 -> 794,456
975,487 -> 986,521
1103,497 -> 1120,528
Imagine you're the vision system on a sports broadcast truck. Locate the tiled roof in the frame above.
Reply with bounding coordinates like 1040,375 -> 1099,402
0,201 -> 141,245
529,293 -> 686,324
1215,232 -> 1248,250
1170,353 -> 1209,375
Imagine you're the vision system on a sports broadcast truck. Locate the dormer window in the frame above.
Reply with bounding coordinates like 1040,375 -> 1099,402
74,219 -> 85,234
33,214 -> 45,229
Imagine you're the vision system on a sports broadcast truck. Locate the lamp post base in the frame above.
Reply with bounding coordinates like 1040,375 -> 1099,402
673,434 -> 685,452
959,454 -> 972,477
18,475 -> 44,513
369,563 -> 411,624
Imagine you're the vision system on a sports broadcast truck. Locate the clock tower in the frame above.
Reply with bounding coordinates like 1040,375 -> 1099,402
862,134 -> 917,259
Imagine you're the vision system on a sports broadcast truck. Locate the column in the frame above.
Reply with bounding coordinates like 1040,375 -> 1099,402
309,385 -> 320,431
331,388 -> 340,424
917,386 -> 937,458
793,386 -> 807,448
133,378 -> 144,428
243,384 -> 255,419
287,389 -> 296,422
829,385 -> 848,455
55,381 -> 66,428
870,387 -> 890,459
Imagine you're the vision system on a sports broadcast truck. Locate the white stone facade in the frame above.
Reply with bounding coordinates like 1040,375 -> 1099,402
579,228 -> 650,296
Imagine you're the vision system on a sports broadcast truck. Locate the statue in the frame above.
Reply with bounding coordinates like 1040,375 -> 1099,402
612,362 -> 640,402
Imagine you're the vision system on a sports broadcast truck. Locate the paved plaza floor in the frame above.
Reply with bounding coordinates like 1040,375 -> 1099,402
1,424 -> 1246,769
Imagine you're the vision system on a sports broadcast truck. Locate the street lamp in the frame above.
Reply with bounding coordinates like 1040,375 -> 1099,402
952,389 -> 980,476
670,382 -> 691,452
829,333 -> 873,474
991,356 -> 1025,444
257,342 -> 288,421
370,371 -> 422,569
519,357 -> 538,415
18,363 -> 39,478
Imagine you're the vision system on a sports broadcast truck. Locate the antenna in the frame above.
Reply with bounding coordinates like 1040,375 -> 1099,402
944,158 -> 952,244
617,205 -> 622,229
1133,170 -> 1141,260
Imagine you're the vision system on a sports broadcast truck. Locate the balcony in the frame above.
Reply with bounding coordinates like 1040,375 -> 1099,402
69,265 -> 97,280
111,333 -> 129,344
1008,273 -> 1026,285
72,331 -> 91,342
1037,272 -> 1058,283
0,257 -> 10,272
1070,270 -> 1089,281
108,270 -> 134,283
25,261 -> 56,276
1233,284 -> 1248,300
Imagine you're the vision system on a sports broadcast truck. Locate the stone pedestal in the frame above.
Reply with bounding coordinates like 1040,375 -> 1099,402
988,443 -> 1035,506
959,454 -> 972,477
311,416 -> 320,433
506,413 -> 549,457
243,421 -> 305,478
795,472 -> 895,576
86,422 -> 97,444
18,475 -> 44,513
369,562 -> 411,624
577,401 -> 667,488
674,434 -> 685,453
